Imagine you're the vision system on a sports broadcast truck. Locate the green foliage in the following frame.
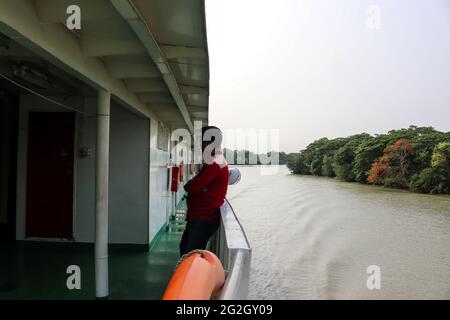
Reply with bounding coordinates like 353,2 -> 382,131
431,142 -> 450,169
407,141 -> 450,194
383,175 -> 408,189
287,153 -> 310,174
332,145 -> 356,181
287,126 -> 450,195
352,137 -> 388,183
321,155 -> 334,177
409,130 -> 446,173
310,158 -> 323,176
331,134 -> 371,181
410,168 -> 449,194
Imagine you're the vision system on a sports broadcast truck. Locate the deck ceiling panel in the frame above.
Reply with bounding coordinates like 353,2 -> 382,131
102,54 -> 162,81
180,85 -> 208,95
169,61 -> 208,88
131,0 -> 206,48
155,111 -> 185,124
187,105 -> 208,113
161,45 -> 207,60
0,0 -> 168,121
35,0 -> 185,125
80,36 -> 146,57
190,111 -> 208,119
105,60 -> 160,79
78,19 -> 141,40
184,93 -> 208,107
171,57 -> 208,67
149,101 -> 185,125
129,0 -> 210,128
35,0 -> 121,22
138,92 -> 174,104
149,103 -> 179,112
32,0 -> 182,126
124,78 -> 168,93
155,109 -> 180,118
1,0 -> 209,130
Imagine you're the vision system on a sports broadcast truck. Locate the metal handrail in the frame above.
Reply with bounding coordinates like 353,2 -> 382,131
211,199 -> 252,300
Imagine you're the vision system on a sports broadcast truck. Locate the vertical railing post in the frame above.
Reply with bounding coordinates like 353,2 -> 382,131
95,89 -> 110,299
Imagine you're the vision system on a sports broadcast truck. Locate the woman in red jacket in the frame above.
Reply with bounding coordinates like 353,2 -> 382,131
179,126 -> 229,256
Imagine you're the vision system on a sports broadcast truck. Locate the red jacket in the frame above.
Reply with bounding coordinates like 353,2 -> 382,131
184,155 -> 229,222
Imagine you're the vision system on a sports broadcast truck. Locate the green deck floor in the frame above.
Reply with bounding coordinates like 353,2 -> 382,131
0,200 -> 187,300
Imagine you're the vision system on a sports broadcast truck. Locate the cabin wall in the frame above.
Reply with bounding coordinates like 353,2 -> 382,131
149,118 -> 171,242
72,100 -> 96,242
109,103 -> 149,244
15,94 -> 154,245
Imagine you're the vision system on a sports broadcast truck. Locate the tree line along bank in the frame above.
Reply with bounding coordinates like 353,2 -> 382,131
287,126 -> 450,195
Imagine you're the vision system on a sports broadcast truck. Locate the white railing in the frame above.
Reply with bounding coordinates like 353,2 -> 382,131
210,199 -> 252,300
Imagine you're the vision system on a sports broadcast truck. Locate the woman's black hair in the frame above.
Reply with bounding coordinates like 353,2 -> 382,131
201,126 -> 223,146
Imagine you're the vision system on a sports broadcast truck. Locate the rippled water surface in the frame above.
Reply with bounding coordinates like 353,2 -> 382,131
226,166 -> 450,299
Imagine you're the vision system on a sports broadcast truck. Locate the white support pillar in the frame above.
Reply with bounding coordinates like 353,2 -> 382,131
95,89 -> 111,299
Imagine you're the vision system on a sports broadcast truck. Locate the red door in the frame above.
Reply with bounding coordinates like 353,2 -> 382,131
26,112 -> 75,239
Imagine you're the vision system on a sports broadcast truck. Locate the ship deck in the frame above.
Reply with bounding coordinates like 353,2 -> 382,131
0,201 -> 187,300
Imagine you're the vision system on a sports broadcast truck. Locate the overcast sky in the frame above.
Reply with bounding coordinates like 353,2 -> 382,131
205,0 -> 450,153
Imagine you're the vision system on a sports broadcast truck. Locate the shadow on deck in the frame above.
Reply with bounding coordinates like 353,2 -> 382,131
0,202 -> 187,300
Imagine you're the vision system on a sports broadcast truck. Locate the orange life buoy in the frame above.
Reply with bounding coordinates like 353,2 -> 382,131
162,250 -> 225,300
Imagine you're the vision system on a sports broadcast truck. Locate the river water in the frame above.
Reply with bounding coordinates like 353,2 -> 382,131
226,165 -> 450,299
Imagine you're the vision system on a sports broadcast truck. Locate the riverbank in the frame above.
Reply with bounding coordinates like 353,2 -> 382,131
287,126 -> 450,195
287,171 -> 450,199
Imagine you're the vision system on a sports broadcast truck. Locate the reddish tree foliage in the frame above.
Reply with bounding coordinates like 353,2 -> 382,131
367,139 -> 414,184
385,139 -> 414,176
367,155 -> 390,184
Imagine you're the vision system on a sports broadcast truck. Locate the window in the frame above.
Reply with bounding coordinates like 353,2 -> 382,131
157,122 -> 169,151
